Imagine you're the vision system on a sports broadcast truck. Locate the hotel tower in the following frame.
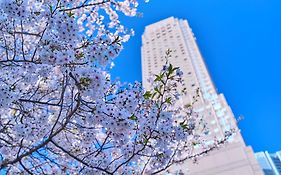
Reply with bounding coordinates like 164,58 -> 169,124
141,17 -> 263,175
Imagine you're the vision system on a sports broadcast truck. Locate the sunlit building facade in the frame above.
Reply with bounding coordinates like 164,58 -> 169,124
141,17 -> 263,175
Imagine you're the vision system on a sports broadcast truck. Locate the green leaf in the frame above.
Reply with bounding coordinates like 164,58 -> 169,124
172,67 -> 179,72
49,5 -> 53,13
167,63 -> 176,77
154,75 -> 161,81
143,91 -> 152,99
151,92 -> 157,99
154,87 -> 160,94
67,11 -> 75,17
165,97 -> 172,104
180,121 -> 188,129
75,52 -> 84,59
129,115 -> 137,121
143,137 -> 149,145
159,85 -> 163,91
168,63 -> 173,73
154,73 -> 164,82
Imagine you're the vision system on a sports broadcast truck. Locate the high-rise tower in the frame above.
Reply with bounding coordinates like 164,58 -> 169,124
255,151 -> 281,175
141,17 -> 263,175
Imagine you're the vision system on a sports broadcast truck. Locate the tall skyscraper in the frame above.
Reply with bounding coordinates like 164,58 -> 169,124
141,17 -> 263,175
255,151 -> 281,175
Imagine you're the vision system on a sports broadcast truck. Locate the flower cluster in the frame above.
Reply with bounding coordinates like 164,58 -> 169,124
1,1 -> 29,19
0,1 -> 231,175
0,83 -> 17,108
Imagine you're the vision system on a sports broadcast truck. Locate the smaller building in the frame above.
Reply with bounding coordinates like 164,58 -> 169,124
255,151 -> 281,175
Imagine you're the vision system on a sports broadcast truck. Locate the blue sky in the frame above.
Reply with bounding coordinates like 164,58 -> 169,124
111,0 -> 281,152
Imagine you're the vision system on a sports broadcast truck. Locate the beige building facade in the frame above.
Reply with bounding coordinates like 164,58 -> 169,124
141,17 -> 263,175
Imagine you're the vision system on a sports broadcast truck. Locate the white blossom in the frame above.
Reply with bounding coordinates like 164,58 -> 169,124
0,0 -> 231,174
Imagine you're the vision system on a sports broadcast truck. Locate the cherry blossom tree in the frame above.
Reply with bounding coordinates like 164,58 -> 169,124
0,0 -> 233,174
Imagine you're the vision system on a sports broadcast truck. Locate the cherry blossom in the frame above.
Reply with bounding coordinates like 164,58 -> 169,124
0,1 -> 233,174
